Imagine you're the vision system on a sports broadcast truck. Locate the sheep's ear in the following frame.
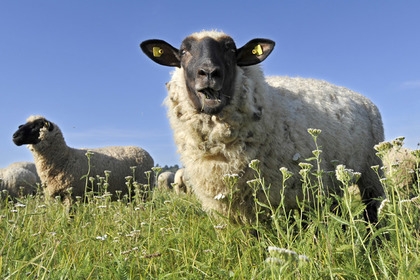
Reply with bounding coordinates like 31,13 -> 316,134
236,39 -> 275,66
140,39 -> 181,68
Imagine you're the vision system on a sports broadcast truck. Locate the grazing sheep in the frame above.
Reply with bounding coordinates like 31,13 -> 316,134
380,139 -> 419,197
12,115 -> 154,204
173,168 -> 191,195
140,30 -> 385,224
157,171 -> 175,190
0,162 -> 40,198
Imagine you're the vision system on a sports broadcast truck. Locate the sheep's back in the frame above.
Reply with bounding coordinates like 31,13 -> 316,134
0,167 -> 38,197
264,76 -> 384,172
80,146 -> 154,187
41,146 -> 154,198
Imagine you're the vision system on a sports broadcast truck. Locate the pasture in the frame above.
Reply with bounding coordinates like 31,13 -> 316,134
1,140 -> 419,279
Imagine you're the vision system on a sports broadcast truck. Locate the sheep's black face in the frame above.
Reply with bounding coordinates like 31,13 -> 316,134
12,118 -> 53,146
179,36 -> 237,114
140,32 -> 275,114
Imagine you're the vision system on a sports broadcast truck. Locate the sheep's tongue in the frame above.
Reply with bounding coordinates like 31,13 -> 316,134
199,89 -> 222,108
200,88 -> 220,100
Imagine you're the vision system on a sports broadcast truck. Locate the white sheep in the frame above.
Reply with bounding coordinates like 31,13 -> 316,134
12,115 -> 154,204
0,162 -> 40,198
173,168 -> 191,195
379,139 -> 419,197
140,30 -> 385,224
157,171 -> 175,190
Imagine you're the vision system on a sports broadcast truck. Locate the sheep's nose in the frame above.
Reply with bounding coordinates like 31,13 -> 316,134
197,66 -> 221,80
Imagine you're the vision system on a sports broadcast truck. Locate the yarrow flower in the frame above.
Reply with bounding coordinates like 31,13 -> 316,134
335,164 -> 360,185
298,163 -> 313,170
374,141 -> 393,152
280,167 -> 294,181
265,246 -> 310,264
223,173 -> 239,188
214,193 -> 226,200
307,128 -> 322,137
247,178 -> 261,190
151,166 -> 162,175
378,198 -> 389,216
14,203 -> 26,208
391,136 -> 405,147
96,234 -> 108,241
214,224 -> 227,230
248,159 -> 260,171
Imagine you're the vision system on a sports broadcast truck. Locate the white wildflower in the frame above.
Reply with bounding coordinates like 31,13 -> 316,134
268,246 -> 298,257
378,198 -> 389,215
267,246 -> 310,263
214,224 -> 227,230
14,203 -> 26,208
214,193 -> 226,200
96,234 -> 108,241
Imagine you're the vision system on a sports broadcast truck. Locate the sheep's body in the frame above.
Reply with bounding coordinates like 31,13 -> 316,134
0,162 -> 40,197
173,168 -> 191,194
141,30 -> 385,224
13,116 -> 154,203
167,69 -> 385,222
382,145 -> 419,196
157,171 -> 175,190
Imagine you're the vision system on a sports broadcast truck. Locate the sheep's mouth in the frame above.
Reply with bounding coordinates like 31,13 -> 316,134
197,88 -> 224,110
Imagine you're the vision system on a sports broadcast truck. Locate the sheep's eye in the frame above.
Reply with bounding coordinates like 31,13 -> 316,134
225,41 -> 236,52
180,49 -> 187,56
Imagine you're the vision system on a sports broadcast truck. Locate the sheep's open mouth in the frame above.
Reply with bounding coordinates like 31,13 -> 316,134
198,88 -> 222,108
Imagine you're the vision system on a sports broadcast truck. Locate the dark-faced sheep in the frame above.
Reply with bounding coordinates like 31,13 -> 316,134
12,115 -> 154,204
140,30 -> 385,224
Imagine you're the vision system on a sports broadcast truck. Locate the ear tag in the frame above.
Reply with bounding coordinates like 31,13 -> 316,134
153,47 -> 164,57
252,44 -> 263,56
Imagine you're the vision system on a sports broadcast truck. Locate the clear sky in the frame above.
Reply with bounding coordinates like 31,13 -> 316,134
1,1 -> 419,168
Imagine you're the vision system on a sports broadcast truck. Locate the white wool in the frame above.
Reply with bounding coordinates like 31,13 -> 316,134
0,162 -> 40,197
161,32 -> 385,223
157,171 -> 175,190
17,116 -> 154,204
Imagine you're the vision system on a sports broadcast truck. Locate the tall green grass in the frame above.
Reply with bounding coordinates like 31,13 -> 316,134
1,135 -> 419,279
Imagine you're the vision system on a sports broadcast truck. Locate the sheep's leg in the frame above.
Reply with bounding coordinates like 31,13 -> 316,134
358,178 -> 385,224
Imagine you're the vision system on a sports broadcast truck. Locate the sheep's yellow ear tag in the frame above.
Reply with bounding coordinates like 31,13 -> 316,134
153,47 -> 164,57
252,44 -> 263,56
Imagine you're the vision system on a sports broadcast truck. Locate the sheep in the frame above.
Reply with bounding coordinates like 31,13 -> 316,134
173,168 -> 191,195
12,115 -> 154,204
140,30 -> 385,224
379,139 -> 419,198
157,171 -> 175,190
0,162 -> 40,198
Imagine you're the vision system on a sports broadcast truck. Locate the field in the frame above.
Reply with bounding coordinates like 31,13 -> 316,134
1,140 -> 420,279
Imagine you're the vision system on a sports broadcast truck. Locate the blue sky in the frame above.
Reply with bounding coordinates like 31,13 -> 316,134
1,1 -> 419,168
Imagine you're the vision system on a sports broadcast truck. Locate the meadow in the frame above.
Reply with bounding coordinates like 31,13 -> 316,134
1,138 -> 419,279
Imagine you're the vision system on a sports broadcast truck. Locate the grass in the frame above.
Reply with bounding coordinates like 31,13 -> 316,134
1,136 -> 420,279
